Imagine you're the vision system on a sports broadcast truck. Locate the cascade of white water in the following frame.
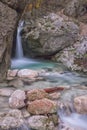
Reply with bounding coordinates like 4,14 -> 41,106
15,21 -> 24,59
11,20 -> 38,68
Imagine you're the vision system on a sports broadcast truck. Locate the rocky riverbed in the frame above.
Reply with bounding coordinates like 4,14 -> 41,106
0,68 -> 87,130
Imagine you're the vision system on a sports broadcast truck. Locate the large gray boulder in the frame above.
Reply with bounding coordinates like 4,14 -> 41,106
54,36 -> 87,72
22,13 -> 79,58
0,2 -> 18,82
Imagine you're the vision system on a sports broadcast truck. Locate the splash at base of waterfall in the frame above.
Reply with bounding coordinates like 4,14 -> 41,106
11,57 -> 38,69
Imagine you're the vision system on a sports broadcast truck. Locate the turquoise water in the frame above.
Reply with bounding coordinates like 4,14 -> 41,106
11,58 -> 59,70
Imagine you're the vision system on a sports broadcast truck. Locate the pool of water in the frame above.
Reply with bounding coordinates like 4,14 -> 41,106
11,58 -> 58,70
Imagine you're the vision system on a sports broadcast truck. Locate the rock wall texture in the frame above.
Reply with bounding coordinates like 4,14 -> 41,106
0,1 -> 18,82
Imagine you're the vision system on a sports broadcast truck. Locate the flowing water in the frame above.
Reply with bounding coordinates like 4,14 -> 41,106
11,21 -> 87,130
15,21 -> 24,59
58,109 -> 87,130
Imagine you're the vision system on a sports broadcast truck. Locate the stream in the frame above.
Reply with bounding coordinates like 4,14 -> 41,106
9,21 -> 87,130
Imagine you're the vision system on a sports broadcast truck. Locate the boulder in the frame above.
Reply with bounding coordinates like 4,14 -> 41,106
0,2 -> 18,82
74,95 -> 87,114
17,69 -> 38,79
9,90 -> 26,109
28,115 -> 55,130
22,13 -> 79,58
27,98 -> 57,114
0,88 -> 14,97
7,69 -> 18,77
27,89 -> 49,101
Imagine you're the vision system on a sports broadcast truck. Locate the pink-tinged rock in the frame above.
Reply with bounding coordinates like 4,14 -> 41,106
7,69 -> 18,77
49,92 -> 61,100
74,95 -> 87,114
17,69 -> 38,78
0,88 -> 14,97
27,98 -> 57,115
9,90 -> 26,109
27,89 -> 50,101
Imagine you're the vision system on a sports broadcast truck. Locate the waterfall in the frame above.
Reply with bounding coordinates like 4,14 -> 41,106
15,21 -> 24,59
11,21 -> 38,69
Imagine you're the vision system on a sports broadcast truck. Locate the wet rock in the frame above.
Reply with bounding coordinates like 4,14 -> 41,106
27,98 -> 57,115
8,78 -> 24,88
0,82 -> 8,88
27,89 -> 50,101
17,69 -> 38,79
49,92 -> 61,100
0,109 -> 24,130
22,13 -> 79,57
28,115 -> 55,130
74,95 -> 87,114
21,108 -> 30,118
0,88 -> 14,97
7,69 -> 18,78
9,90 -> 26,109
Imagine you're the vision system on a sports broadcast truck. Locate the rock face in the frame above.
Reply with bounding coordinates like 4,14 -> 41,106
74,95 -> 87,114
54,36 -> 87,72
0,1 -> 18,82
27,98 -> 57,114
22,13 -> 79,57
9,90 -> 26,109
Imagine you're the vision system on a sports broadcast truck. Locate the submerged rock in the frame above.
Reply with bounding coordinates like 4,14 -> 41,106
74,95 -> 87,114
9,90 -> 26,109
27,98 -> 57,115
0,109 -> 24,130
